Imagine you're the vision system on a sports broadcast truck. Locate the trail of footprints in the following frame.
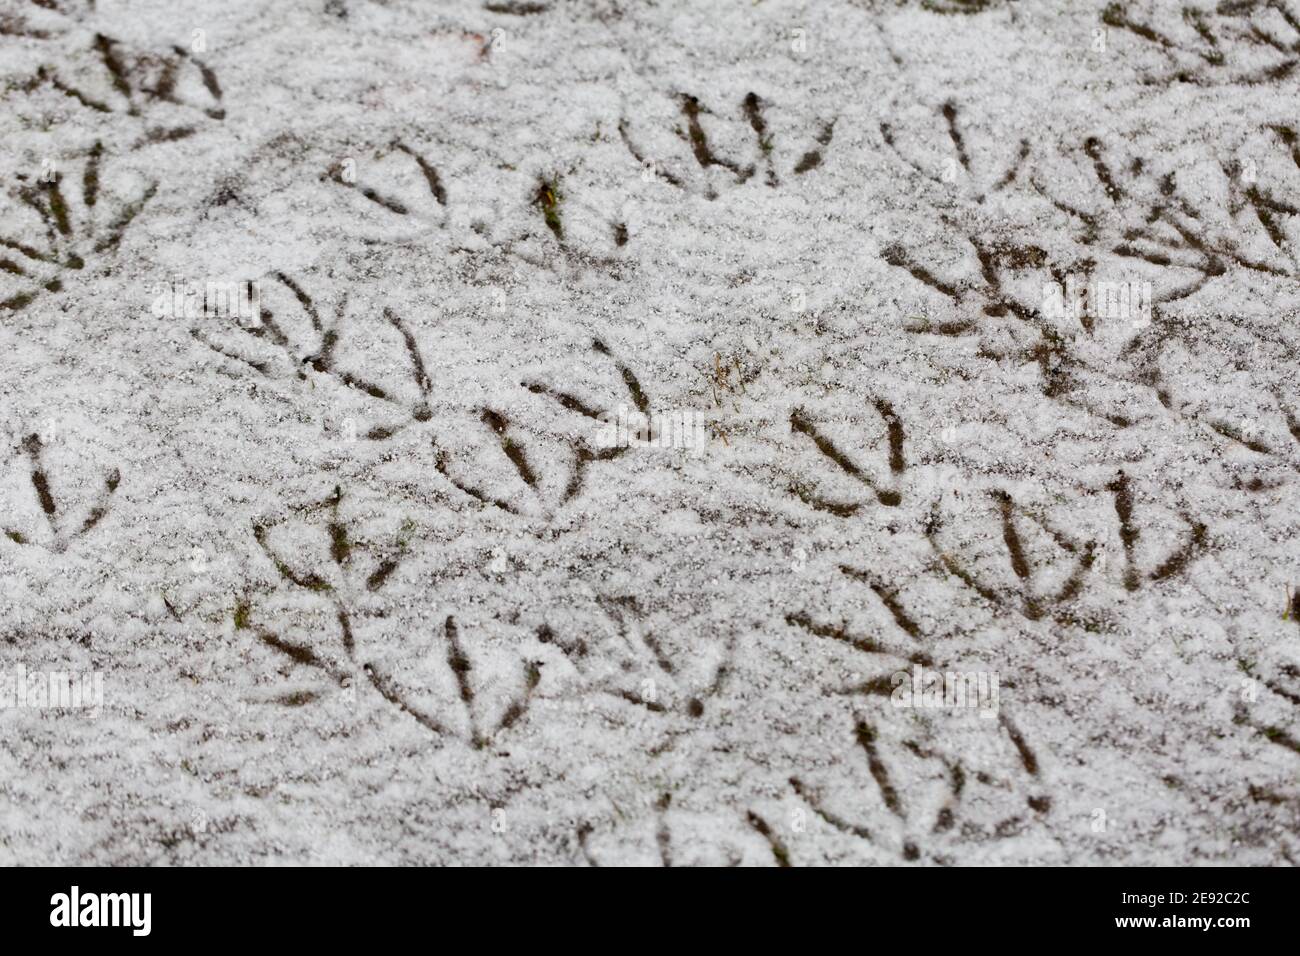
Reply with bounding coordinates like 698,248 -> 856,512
194,275 -> 666,516
781,539 -> 1052,863
1101,0 -> 1300,86
8,2 -> 1297,860
241,485 -> 543,747
242,483 -> 729,741
881,103 -> 1300,475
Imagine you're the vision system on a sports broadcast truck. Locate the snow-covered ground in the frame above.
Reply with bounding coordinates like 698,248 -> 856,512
0,0 -> 1297,865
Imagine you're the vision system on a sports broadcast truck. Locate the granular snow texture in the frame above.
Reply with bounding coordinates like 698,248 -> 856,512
0,0 -> 1298,865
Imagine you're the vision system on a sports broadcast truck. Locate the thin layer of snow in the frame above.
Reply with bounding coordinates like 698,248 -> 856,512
0,0 -> 1297,865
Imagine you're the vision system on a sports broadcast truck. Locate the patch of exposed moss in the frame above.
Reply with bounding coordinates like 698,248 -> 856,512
534,178 -> 563,240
